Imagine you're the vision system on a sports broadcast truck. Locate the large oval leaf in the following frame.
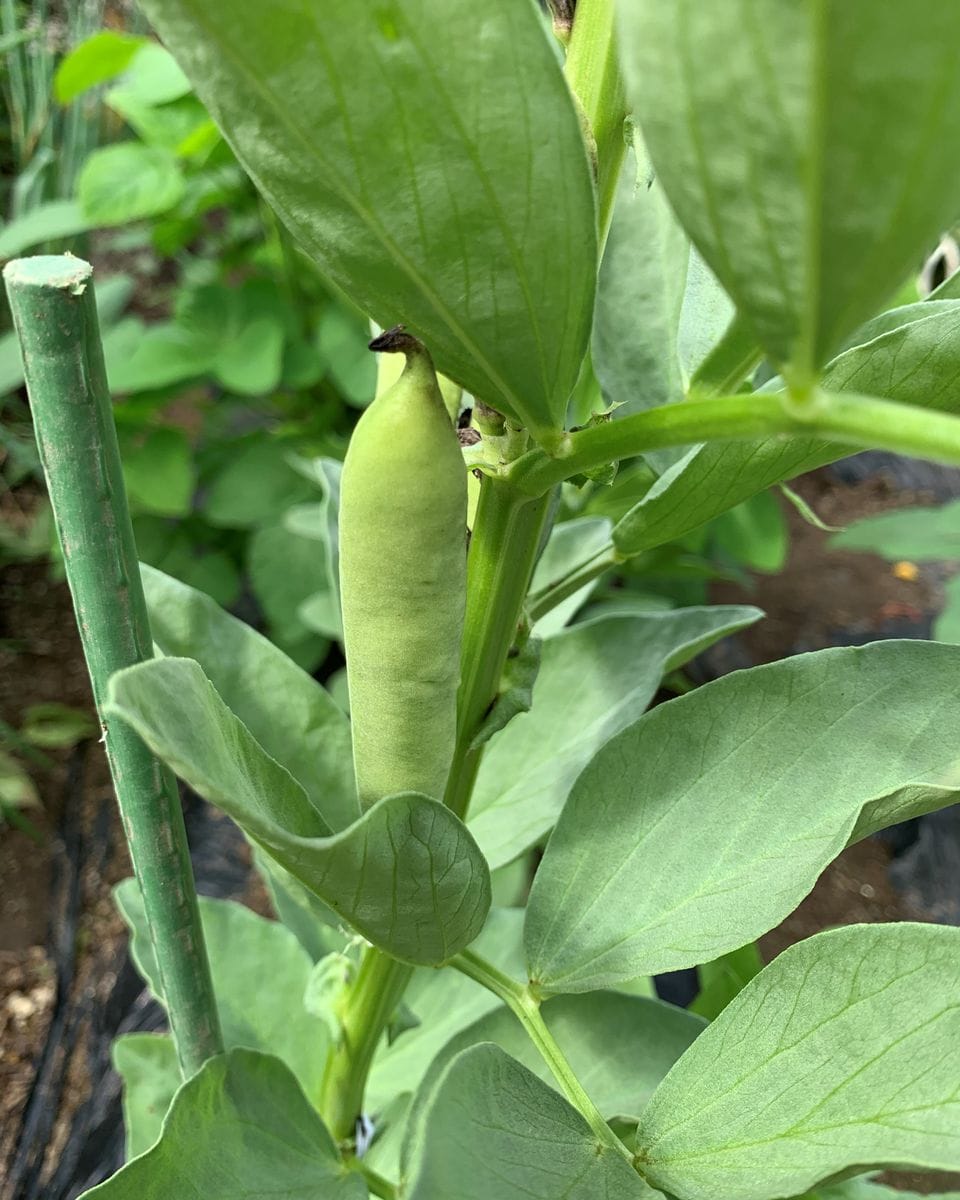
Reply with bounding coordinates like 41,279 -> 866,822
115,883 -> 330,1104
402,1044 -> 650,1199
141,563 -> 357,832
469,606 -> 761,870
525,641 -> 960,992
636,924 -> 960,1200
105,657 -> 490,964
137,0 -> 596,440
618,0 -> 960,375
83,1049 -> 363,1199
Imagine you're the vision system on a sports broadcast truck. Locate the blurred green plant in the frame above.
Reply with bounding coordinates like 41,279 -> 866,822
830,498 -> 960,643
0,701 -> 95,839
1,30 -> 378,669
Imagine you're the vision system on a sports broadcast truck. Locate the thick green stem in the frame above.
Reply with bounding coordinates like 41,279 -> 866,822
507,390 -> 960,497
444,478 -> 553,818
565,0 -> 627,245
4,255 -> 222,1077
318,949 -> 413,1143
453,949 -> 634,1167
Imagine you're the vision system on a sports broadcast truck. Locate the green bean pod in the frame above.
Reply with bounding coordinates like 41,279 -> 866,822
339,328 -> 467,810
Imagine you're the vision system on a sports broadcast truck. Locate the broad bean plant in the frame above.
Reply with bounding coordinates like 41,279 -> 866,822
39,1 -> 960,1197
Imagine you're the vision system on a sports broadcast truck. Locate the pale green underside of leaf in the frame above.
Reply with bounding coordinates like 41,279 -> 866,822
613,300 -> 960,556
593,145 -> 734,471
619,0 -> 960,373
136,0 -> 596,439
115,884 -> 329,1104
401,1044 -> 652,1199
82,1049 -> 363,1199
637,924 -> 960,1200
141,563 -> 357,832
525,641 -> 960,992
421,992 -> 704,1123
530,516 -> 613,638
593,149 -> 688,473
469,606 -> 761,870
112,1035 -> 179,1160
105,657 -> 490,964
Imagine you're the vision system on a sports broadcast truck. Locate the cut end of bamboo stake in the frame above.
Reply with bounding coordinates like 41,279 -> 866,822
3,253 -> 92,295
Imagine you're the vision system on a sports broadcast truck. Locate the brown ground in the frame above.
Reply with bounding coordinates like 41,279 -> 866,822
713,470 -> 950,662
1,463 -> 958,1193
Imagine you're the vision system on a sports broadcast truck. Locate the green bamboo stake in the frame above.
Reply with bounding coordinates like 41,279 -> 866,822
3,254 -> 223,1077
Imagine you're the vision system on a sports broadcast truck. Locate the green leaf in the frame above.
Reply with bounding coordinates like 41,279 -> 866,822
468,633 -> 541,752
619,1 -> 960,375
302,952 -> 354,1041
133,524 -> 240,608
525,641 -> 960,993
678,260 -> 738,388
779,482 -> 842,534
317,306 -> 376,409
712,490 -> 787,574
112,1034 -> 179,1159
135,0 -> 596,440
367,907 -> 525,1112
593,147 -> 687,469
0,749 -> 39,809
636,923 -> 960,1200
106,91 -> 212,156
248,522 -> 330,649
111,42 -> 192,106
468,606 -> 761,870
215,315 -> 284,396
203,437 -> 312,529
297,588 -> 341,641
141,564 -> 356,832
283,457 -> 343,635
530,516 -> 613,637
81,1049 -> 363,1199
423,992 -> 704,1122
0,200 -> 94,259
252,847 -> 347,963
689,942 -> 763,1021
21,702 -> 95,748
830,498 -> 960,561
402,1044 -> 648,1200
163,280 -> 287,396
105,657 -> 490,964
613,302 -> 960,555
115,882 -> 330,1101
78,143 -> 185,225
104,319 -> 215,393
121,428 -> 195,517
54,31 -> 146,103
936,575 -> 960,644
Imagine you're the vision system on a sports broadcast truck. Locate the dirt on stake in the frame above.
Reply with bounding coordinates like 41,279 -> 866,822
3,253 -> 223,1077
